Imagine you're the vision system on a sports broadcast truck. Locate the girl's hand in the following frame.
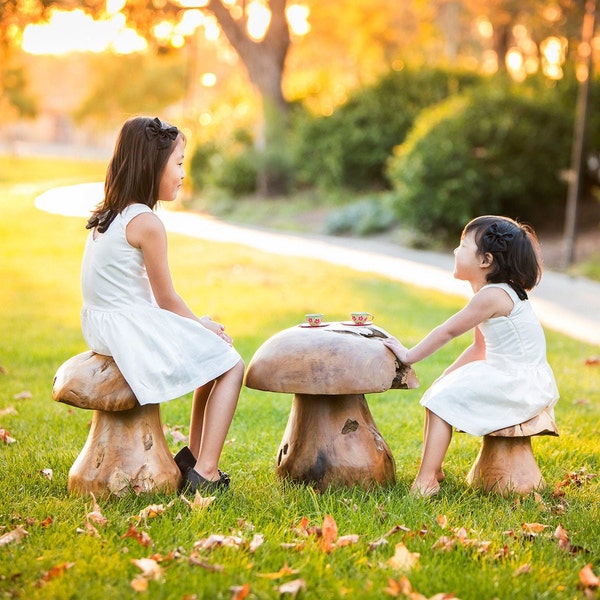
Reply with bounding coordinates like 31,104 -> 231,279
200,315 -> 233,345
382,336 -> 411,364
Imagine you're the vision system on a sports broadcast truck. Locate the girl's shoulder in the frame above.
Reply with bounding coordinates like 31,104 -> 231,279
121,203 -> 153,224
482,282 -> 520,301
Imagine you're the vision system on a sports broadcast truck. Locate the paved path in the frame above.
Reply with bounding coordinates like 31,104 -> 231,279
35,182 -> 600,347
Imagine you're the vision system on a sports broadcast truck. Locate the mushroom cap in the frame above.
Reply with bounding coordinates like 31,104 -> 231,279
52,351 -> 138,411
245,323 -> 418,394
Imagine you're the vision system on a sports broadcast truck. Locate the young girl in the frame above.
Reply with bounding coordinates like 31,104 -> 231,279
383,215 -> 559,497
81,116 -> 244,494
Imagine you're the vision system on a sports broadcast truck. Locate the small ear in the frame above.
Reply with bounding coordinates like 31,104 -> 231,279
481,252 -> 493,267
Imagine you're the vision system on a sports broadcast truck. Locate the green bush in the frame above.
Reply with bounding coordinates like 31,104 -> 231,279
292,67 -> 481,191
189,129 -> 258,197
386,82 -> 573,241
324,193 -> 397,236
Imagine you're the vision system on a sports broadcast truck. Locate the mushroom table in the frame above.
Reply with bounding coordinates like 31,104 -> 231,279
245,322 -> 419,491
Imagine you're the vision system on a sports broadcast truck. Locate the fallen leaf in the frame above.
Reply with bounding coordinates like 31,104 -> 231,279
136,501 -> 173,522
275,578 -> 306,596
188,554 -> 224,571
131,576 -> 148,592
258,564 -> 300,580
321,514 -> 338,552
121,524 -> 152,547
432,535 -> 456,552
39,516 -> 53,528
579,564 -> 600,588
0,525 -> 28,547
180,492 -> 216,510
0,406 -> 17,417
249,533 -> 264,553
387,542 -> 420,571
436,515 -> 448,529
335,534 -> 359,548
40,468 -> 53,480
230,582 -> 251,600
170,429 -> 188,443
41,562 -> 75,582
521,522 -> 548,536
584,355 -> 599,366
0,428 -> 17,444
292,516 -> 310,537
383,575 -> 413,597
194,534 -> 243,551
76,521 -> 101,538
131,557 -> 164,582
513,563 -> 532,576
86,492 -> 107,526
14,390 -> 32,400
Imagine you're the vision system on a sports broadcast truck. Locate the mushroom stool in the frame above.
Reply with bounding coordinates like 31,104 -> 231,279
245,322 -> 419,492
52,351 -> 181,498
466,407 -> 559,496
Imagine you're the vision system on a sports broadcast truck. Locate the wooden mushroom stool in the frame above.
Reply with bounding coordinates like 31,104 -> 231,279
466,407 -> 559,496
245,322 -> 419,492
52,351 -> 180,498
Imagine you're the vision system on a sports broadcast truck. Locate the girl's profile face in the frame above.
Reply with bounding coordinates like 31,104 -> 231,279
158,137 -> 185,202
453,231 -> 483,282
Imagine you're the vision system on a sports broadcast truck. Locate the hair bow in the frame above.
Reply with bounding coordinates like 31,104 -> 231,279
145,117 -> 179,149
483,223 -> 514,252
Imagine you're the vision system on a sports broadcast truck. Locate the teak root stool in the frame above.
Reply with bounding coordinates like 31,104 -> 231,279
466,407 -> 559,496
52,351 -> 180,498
245,322 -> 419,492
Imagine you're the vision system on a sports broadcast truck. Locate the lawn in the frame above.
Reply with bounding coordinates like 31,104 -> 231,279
0,156 -> 599,599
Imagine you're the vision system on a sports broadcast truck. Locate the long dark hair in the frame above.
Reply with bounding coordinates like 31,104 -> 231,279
86,116 -> 184,233
462,215 -> 543,299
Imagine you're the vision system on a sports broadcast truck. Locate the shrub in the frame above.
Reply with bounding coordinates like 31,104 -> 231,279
386,82 -> 573,241
324,193 -> 397,236
292,67 -> 481,191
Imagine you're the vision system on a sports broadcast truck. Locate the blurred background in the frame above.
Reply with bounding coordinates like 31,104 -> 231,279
1,0 -> 599,264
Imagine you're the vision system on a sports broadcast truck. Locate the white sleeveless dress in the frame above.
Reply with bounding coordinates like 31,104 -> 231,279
420,283 -> 559,436
80,203 -> 241,406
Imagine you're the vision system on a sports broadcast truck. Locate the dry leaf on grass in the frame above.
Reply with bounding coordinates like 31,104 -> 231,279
180,492 -> 216,510
121,524 -> 152,547
0,525 -> 28,547
584,355 -> 599,366
131,557 -> 164,582
40,562 -> 75,583
0,406 -> 17,417
40,468 -> 53,480
13,390 -> 32,400
275,578 -> 306,596
387,542 -> 420,571
86,492 -> 107,526
230,582 -> 251,599
321,514 -> 338,552
0,428 -> 17,444
258,564 -> 300,580
579,564 -> 600,588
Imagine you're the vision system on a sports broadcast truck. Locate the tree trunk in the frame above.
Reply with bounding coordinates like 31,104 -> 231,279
206,0 -> 291,196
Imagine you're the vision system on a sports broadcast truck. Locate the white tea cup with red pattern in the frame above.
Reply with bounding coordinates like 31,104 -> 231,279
305,313 -> 325,326
350,312 -> 373,325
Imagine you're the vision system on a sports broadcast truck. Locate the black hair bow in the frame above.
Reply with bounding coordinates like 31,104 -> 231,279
145,117 -> 179,149
484,223 -> 514,252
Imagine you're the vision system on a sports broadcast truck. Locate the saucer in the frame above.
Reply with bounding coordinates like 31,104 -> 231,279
341,320 -> 373,327
299,323 -> 329,328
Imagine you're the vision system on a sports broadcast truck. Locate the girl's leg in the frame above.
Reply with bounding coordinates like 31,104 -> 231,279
189,359 -> 244,482
411,409 -> 452,497
422,410 -> 445,483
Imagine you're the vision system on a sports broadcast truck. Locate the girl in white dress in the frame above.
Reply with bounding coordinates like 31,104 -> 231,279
81,116 -> 244,495
383,215 -> 559,497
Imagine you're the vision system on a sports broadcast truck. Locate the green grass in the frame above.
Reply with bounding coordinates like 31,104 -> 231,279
1,156 -> 599,599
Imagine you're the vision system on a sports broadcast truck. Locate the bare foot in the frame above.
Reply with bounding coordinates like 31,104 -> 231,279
410,478 -> 440,498
437,469 -> 445,482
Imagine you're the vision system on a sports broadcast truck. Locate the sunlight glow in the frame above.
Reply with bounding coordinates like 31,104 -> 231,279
247,1 -> 271,41
287,4 -> 310,36
22,9 -> 147,54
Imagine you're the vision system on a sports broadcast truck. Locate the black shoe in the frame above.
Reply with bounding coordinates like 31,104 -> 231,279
183,467 -> 229,495
174,446 -> 196,475
174,446 -> 231,485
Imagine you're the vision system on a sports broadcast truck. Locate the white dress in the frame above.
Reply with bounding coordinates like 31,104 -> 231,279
420,283 -> 559,436
80,204 -> 241,406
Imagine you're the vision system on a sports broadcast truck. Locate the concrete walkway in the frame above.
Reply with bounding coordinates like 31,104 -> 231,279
35,182 -> 600,347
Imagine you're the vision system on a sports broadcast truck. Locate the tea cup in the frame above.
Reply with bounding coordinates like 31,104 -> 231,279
305,313 -> 325,326
351,312 -> 373,325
